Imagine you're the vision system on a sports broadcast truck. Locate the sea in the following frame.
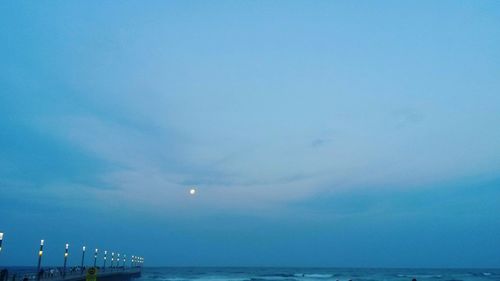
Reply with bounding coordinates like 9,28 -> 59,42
137,268 -> 500,281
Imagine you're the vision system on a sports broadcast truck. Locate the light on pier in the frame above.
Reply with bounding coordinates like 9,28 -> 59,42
94,248 -> 98,267
0,232 -> 4,253
37,239 -> 44,277
81,246 -> 86,272
39,240 -> 44,256
63,243 -> 69,278
103,250 -> 108,270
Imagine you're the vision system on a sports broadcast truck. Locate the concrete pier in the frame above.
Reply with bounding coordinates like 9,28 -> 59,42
0,233 -> 144,281
60,268 -> 141,281
3,268 -> 142,281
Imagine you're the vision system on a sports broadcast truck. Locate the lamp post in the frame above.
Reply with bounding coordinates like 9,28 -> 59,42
0,232 -> 4,254
123,255 -> 126,268
81,246 -> 86,274
117,253 -> 120,268
37,239 -> 44,280
131,256 -> 135,267
111,252 -> 114,268
94,249 -> 98,267
103,250 -> 107,271
63,244 -> 69,278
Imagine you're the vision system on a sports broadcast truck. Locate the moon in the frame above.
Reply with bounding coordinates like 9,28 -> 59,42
189,188 -> 196,195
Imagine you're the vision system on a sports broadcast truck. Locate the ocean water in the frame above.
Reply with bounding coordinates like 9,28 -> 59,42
138,268 -> 500,281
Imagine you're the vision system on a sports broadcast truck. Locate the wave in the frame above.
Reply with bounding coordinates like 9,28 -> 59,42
258,274 -> 296,278
145,277 -> 190,281
146,277 -> 252,281
257,273 -> 333,279
293,274 -> 334,279
396,274 -> 443,279
250,277 -> 297,281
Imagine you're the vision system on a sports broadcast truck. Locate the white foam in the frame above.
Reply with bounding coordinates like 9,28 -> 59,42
293,274 -> 333,279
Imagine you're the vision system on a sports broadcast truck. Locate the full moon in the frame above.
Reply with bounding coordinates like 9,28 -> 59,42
189,188 -> 196,195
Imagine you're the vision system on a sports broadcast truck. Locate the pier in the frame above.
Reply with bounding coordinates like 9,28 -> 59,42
0,232 -> 144,281
3,267 -> 142,281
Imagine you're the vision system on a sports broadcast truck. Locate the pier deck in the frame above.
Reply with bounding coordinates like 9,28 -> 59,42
3,268 -> 142,281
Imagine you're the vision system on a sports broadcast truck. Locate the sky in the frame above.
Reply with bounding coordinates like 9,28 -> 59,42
0,1 -> 499,268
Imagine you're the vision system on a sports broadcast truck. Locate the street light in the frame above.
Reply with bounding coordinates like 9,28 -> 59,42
0,232 -> 4,253
103,250 -> 108,271
81,246 -> 86,274
123,255 -> 126,267
37,239 -> 44,280
94,249 -> 98,267
63,244 -> 69,278
117,253 -> 120,267
111,252 -> 114,268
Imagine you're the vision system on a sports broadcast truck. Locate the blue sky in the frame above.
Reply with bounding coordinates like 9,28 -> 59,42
1,1 -> 499,267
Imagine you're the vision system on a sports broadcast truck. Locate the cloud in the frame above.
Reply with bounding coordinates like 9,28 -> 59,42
22,97 -> 498,218
391,108 -> 424,129
311,137 -> 333,148
1,1 -> 499,221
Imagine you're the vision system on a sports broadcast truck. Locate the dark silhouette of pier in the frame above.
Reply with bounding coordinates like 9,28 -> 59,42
0,267 -> 142,281
0,232 -> 144,281
3,267 -> 142,281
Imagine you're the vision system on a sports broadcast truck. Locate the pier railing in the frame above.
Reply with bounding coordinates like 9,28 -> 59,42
5,267 -> 142,281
